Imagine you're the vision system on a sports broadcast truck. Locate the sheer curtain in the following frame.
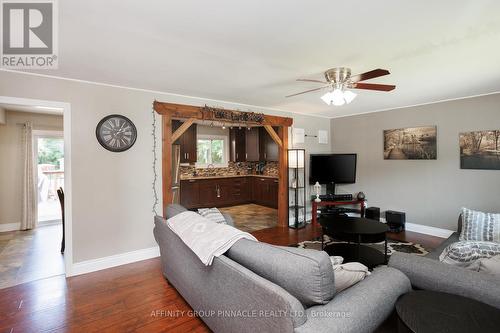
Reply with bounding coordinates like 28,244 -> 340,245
21,122 -> 36,230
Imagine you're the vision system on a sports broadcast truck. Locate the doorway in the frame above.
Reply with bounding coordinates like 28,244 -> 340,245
0,96 -> 72,288
34,131 -> 64,225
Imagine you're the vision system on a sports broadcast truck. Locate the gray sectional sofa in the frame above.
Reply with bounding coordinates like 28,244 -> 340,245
154,204 -> 411,333
388,215 -> 500,309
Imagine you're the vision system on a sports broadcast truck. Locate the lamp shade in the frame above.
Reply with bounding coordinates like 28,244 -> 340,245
288,149 -> 305,168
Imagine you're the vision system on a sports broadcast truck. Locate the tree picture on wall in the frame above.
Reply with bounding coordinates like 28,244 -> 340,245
383,126 -> 437,160
459,130 -> 500,170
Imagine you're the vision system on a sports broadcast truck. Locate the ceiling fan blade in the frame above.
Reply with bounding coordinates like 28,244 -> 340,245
350,82 -> 396,91
349,69 -> 390,83
297,78 -> 328,84
285,85 -> 329,98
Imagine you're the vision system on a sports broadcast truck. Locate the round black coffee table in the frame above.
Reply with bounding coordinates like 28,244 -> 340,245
319,216 -> 388,268
396,291 -> 500,333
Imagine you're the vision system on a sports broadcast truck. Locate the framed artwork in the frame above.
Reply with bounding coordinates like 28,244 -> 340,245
459,130 -> 500,170
383,126 -> 437,160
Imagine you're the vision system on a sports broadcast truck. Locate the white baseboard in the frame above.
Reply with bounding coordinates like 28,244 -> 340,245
69,246 -> 160,277
378,218 -> 453,238
38,219 -> 62,227
404,223 -> 454,238
0,222 -> 20,232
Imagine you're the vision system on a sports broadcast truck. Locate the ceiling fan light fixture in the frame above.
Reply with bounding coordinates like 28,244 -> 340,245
343,90 -> 357,104
331,89 -> 345,106
321,91 -> 334,105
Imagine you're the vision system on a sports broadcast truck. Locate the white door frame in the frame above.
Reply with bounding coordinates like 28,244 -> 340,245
33,129 -> 64,226
0,96 -> 73,276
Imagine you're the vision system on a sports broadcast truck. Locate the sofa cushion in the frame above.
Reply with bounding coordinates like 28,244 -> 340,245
460,207 -> 500,242
479,255 -> 500,276
226,239 -> 335,307
165,204 -> 188,219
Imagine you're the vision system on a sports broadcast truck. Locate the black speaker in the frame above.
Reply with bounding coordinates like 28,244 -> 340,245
385,210 -> 406,233
365,207 -> 380,221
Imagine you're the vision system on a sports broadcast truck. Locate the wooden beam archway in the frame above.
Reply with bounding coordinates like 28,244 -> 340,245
154,101 -> 293,227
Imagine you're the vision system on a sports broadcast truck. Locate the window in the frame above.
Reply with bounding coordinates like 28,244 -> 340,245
196,135 -> 227,167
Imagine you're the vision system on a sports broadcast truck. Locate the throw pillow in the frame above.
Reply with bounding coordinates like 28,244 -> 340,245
439,241 -> 500,270
198,208 -> 227,224
459,207 -> 500,242
330,257 -> 371,293
479,255 -> 500,276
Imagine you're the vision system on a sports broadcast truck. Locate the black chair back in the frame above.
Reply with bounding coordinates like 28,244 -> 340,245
57,188 -> 65,253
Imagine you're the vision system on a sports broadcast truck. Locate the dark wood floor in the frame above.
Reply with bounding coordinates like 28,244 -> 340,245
0,224 -> 445,333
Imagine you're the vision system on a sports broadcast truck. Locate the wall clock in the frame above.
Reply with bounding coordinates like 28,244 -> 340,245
96,114 -> 137,152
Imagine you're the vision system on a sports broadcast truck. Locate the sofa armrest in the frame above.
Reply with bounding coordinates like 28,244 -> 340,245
295,267 -> 411,333
388,252 -> 500,309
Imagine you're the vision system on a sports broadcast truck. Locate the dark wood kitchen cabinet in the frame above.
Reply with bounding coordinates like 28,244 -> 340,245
229,128 -> 246,162
259,127 -> 279,162
251,177 -> 278,208
245,127 -> 260,161
180,177 -> 251,209
180,179 -> 200,207
173,120 -> 197,163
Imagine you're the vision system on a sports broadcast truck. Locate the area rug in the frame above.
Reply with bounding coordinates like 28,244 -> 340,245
292,235 -> 429,257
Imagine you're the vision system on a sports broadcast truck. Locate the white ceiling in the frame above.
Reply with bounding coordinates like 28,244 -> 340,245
21,0 -> 500,118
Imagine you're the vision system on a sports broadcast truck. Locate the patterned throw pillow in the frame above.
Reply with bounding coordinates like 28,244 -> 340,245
439,241 -> 500,270
198,208 -> 227,224
459,207 -> 500,243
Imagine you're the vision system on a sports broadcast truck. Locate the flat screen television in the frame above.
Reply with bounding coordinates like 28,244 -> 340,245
309,153 -> 357,185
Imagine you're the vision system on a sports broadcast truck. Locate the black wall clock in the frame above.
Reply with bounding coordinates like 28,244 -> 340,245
96,114 -> 137,152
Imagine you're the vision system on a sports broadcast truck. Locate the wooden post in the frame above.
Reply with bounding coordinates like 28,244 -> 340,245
162,114 -> 172,217
277,126 -> 289,227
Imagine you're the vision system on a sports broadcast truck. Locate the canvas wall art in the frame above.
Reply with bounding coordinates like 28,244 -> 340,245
459,130 -> 500,170
384,126 -> 437,160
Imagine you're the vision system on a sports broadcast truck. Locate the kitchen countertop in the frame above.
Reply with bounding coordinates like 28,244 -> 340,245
181,174 -> 278,180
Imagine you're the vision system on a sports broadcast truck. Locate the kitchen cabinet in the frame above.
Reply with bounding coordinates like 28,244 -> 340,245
230,126 -> 279,162
180,176 -> 276,209
180,179 -> 200,207
173,120 -> 197,163
259,127 -> 279,162
245,127 -> 260,161
229,128 -> 246,162
251,177 -> 279,208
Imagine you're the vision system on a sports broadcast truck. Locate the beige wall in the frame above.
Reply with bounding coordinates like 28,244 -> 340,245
0,111 -> 63,226
331,93 -> 500,230
0,71 -> 331,264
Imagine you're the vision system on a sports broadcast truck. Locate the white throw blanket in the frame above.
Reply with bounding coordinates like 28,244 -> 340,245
167,211 -> 258,266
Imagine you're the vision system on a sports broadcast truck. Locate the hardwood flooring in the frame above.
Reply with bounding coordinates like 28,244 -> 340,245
0,224 -> 445,333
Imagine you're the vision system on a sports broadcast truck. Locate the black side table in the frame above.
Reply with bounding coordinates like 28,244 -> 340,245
396,291 -> 500,333
319,216 -> 388,268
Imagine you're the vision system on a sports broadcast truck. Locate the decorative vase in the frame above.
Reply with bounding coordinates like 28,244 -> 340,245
314,181 -> 321,202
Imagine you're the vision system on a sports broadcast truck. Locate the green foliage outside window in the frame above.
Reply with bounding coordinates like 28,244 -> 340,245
38,138 -> 64,169
197,139 -> 224,165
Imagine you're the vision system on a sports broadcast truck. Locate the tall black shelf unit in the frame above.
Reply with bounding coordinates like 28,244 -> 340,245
288,149 -> 306,229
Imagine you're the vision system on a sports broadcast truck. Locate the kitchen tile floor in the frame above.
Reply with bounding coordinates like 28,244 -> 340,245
0,224 -> 65,289
219,203 -> 278,232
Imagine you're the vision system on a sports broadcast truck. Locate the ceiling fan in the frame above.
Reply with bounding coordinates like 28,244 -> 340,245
286,67 -> 396,106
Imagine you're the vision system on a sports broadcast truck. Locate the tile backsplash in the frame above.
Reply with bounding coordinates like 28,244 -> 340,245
180,161 -> 278,178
